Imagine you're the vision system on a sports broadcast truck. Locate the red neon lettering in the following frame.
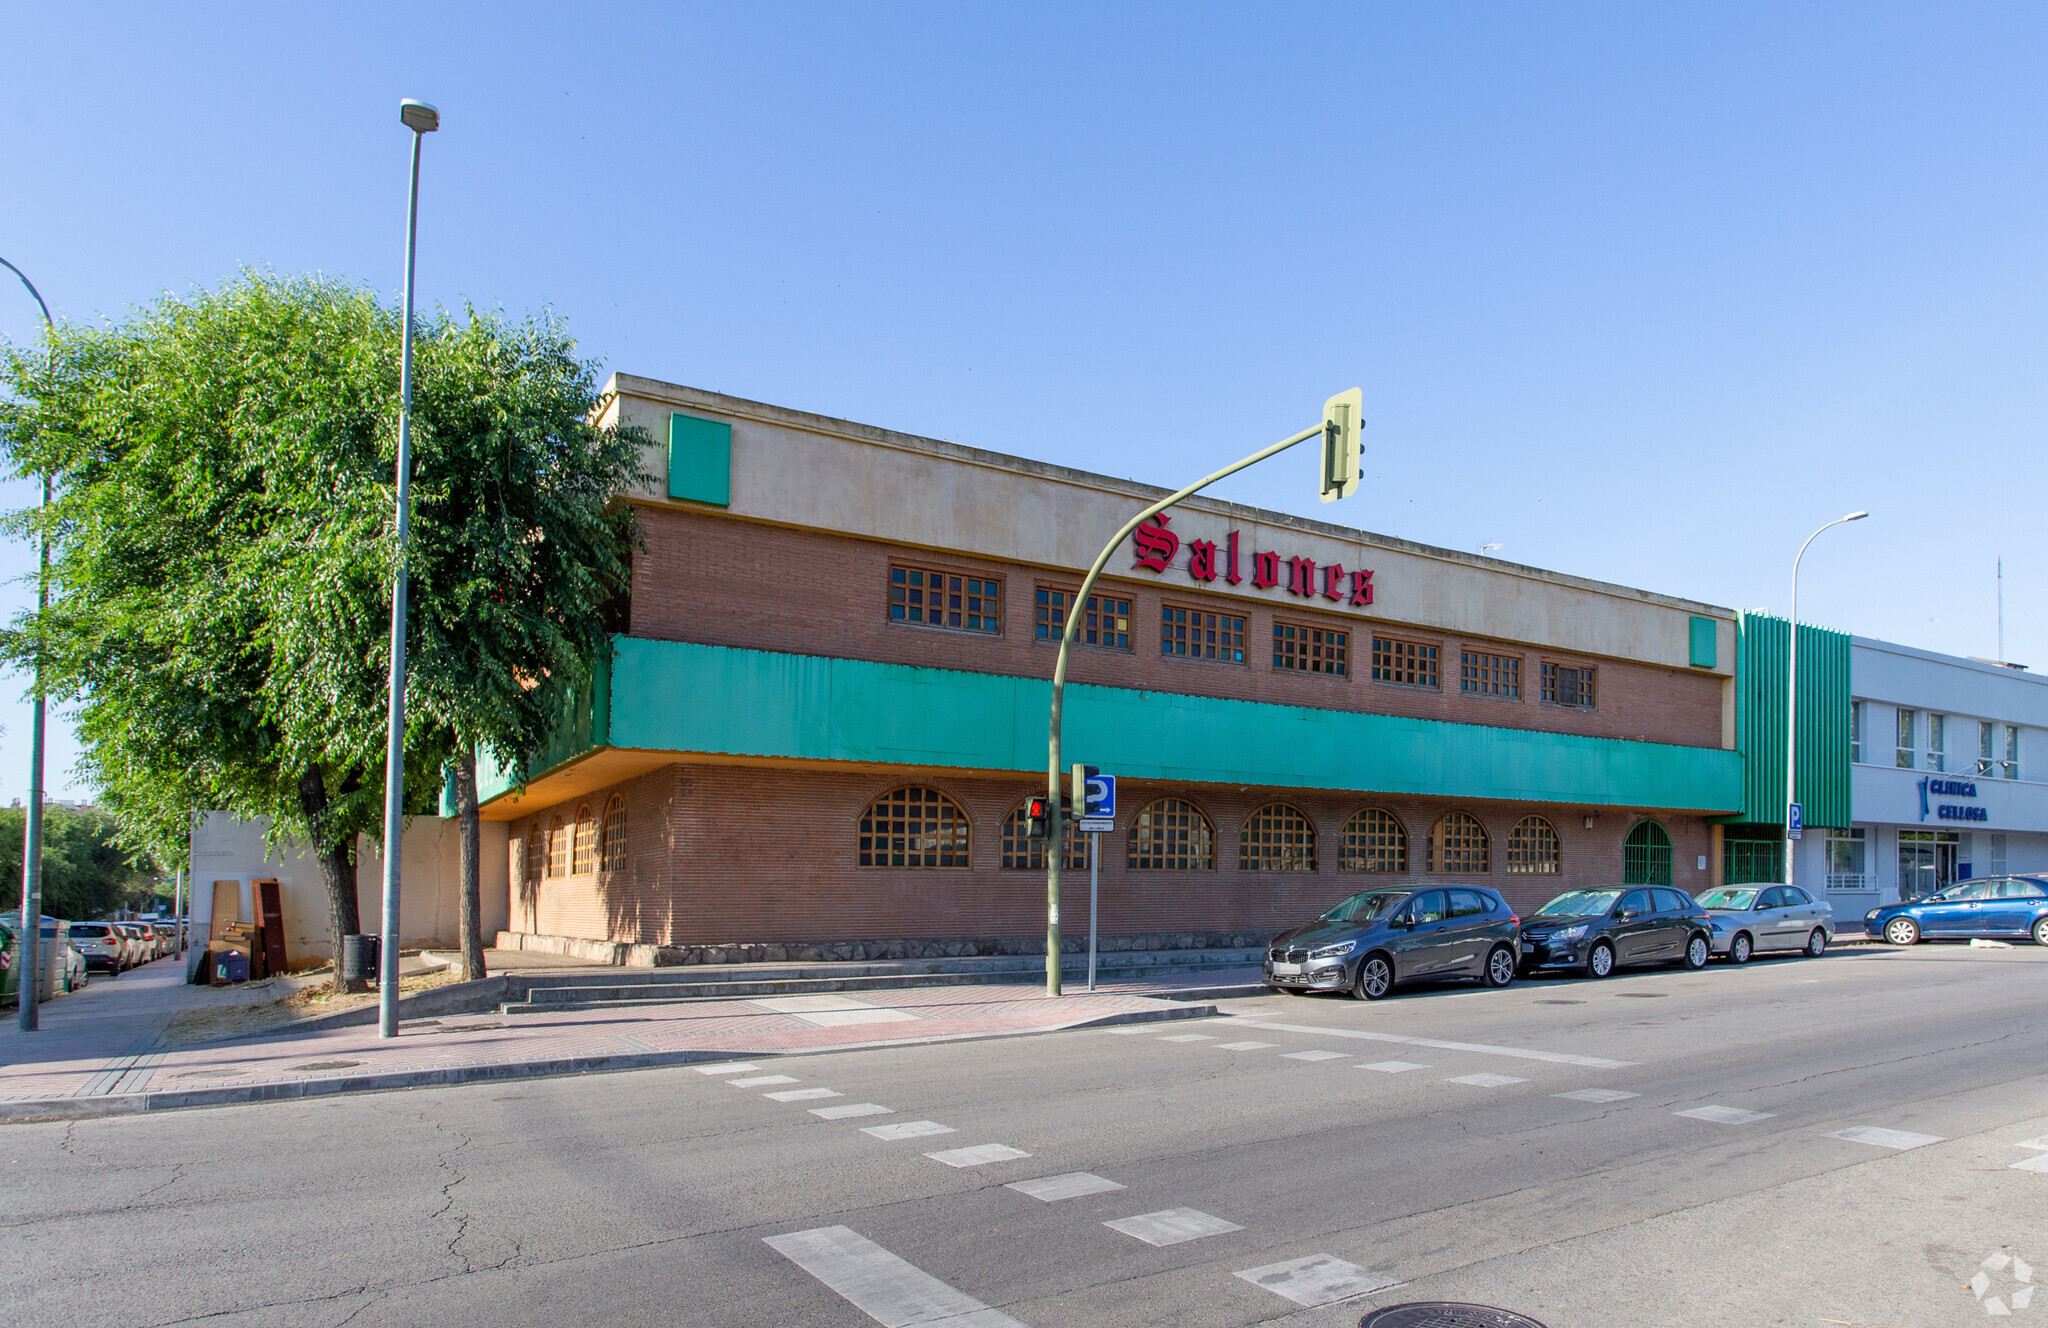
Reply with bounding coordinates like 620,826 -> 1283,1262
1251,551 -> 1279,589
1321,562 -> 1345,601
1349,569 -> 1375,606
1286,556 -> 1316,596
1132,513 -> 1179,572
1186,539 -> 1217,582
1225,530 -> 1242,585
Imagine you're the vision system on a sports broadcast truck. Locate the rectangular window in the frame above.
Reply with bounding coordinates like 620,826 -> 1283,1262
1273,623 -> 1347,676
890,565 -> 1000,632
1850,701 -> 1863,763
1034,587 -> 1133,650
1826,828 -> 1866,884
1927,714 -> 1946,772
1540,662 -> 1595,708
2007,724 -> 2021,780
1895,708 -> 1916,769
1460,651 -> 1520,698
1161,605 -> 1244,663
1979,719 -> 1995,776
1991,832 -> 2009,875
1371,637 -> 1439,688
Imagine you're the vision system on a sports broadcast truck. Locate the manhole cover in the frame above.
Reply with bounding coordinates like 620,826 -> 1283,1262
1361,1304 -> 1550,1328
290,1060 -> 364,1072
1615,992 -> 1667,998
1533,999 -> 1584,1005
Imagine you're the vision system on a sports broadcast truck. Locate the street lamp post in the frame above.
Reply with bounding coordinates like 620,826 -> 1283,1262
377,99 -> 440,1039
2,256 -> 53,1032
1785,511 -> 1868,888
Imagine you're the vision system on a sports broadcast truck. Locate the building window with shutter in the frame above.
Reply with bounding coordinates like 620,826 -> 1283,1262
1541,662 -> 1595,709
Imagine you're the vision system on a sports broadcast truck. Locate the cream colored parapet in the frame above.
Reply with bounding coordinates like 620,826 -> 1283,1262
601,374 -> 1736,676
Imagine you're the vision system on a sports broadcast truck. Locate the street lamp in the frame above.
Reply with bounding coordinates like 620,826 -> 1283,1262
377,98 -> 439,1039
2,256 -> 52,1033
1785,510 -> 1868,888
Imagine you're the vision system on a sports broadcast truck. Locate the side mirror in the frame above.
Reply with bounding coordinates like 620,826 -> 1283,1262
1391,915 -> 1413,929
1615,909 -> 1636,922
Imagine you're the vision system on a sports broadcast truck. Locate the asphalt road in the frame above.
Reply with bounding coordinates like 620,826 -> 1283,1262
6,942 -> 2046,1328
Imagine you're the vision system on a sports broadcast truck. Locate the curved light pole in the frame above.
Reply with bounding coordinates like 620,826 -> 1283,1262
1785,510 -> 1868,888
377,98 -> 440,1038
2,256 -> 52,1032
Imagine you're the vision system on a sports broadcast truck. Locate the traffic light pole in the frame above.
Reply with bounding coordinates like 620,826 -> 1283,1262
1043,420 -> 1327,996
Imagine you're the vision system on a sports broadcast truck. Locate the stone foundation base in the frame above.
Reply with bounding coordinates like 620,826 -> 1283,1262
493,930 -> 1266,969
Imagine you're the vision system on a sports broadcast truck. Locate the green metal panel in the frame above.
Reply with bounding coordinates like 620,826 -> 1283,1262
667,412 -> 731,507
467,651 -> 613,811
1729,611 -> 1851,828
1689,616 -> 1718,669
479,637 -> 1744,813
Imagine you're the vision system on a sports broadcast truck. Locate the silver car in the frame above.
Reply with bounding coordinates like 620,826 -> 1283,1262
1694,884 -> 1834,963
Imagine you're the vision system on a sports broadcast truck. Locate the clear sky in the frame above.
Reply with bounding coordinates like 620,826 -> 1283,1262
2,2 -> 2043,803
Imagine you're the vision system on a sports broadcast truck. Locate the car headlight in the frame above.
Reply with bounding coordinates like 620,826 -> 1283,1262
1308,941 -> 1357,959
1551,924 -> 1589,942
1865,909 -> 1881,920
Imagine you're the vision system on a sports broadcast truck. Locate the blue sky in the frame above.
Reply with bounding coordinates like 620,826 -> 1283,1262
2,3 -> 2044,802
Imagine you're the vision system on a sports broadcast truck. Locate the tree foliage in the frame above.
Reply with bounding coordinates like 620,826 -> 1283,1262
0,804 -> 162,920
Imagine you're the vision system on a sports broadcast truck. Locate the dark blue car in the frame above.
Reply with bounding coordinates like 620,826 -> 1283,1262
1863,875 -> 2048,947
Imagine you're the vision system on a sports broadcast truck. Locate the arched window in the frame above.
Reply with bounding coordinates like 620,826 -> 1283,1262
600,795 -> 628,873
1127,798 -> 1214,871
546,816 -> 567,878
1000,804 -> 1087,871
1339,808 -> 1407,873
1239,803 -> 1316,871
1428,811 -> 1490,873
1624,820 -> 1673,886
859,786 -> 971,867
522,825 -> 542,887
1507,816 -> 1560,874
571,804 -> 597,875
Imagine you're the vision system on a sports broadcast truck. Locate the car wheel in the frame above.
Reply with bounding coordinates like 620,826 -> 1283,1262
1484,945 -> 1517,988
1354,954 -> 1394,1001
1585,941 -> 1615,979
2032,916 -> 2048,948
1884,917 -> 1920,946
1804,928 -> 1828,958
1684,933 -> 1710,970
1730,933 -> 1753,965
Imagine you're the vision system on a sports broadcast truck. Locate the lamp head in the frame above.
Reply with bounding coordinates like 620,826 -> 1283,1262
1844,510 -> 1869,522
399,100 -> 441,134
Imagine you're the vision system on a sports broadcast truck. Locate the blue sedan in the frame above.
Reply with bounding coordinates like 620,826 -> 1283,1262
1864,875 -> 2048,947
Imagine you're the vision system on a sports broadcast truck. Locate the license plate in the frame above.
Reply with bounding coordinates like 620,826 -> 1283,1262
1271,962 -> 1302,976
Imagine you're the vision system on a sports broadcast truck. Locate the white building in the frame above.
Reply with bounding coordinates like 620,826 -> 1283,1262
1800,637 -> 2048,915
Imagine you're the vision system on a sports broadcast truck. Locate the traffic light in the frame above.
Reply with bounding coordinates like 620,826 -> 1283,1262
1070,764 -> 1098,814
1320,387 -> 1362,503
1026,797 -> 1050,839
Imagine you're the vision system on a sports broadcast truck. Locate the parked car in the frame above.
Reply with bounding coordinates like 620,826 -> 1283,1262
1519,886 -> 1712,977
150,922 -> 180,956
1693,884 -> 1834,962
63,944 -> 88,992
1266,885 -> 1522,1000
68,921 -> 126,973
115,923 -> 150,968
1864,876 -> 2048,947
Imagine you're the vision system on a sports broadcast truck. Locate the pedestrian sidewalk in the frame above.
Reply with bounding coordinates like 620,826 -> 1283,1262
0,966 -> 1213,1121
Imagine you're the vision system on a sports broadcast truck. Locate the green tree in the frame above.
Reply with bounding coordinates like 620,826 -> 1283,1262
0,804 -> 160,920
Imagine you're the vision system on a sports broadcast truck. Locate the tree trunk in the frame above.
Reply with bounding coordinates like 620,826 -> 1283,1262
454,749 -> 486,981
299,765 -> 367,994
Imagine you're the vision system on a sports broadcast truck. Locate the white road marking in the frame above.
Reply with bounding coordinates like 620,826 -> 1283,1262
863,1120 -> 957,1141
1215,1041 -> 1277,1051
694,1062 -> 763,1075
1555,1089 -> 1639,1103
1106,1208 -> 1244,1246
1359,1061 -> 1429,1073
926,1144 -> 1032,1168
1234,1254 -> 1398,1308
1160,1034 -> 1215,1043
1676,1105 -> 1774,1125
764,1224 -> 1030,1328
1826,1126 -> 1945,1151
1282,1050 -> 1351,1062
731,1075 -> 800,1087
2010,1154 -> 2048,1174
2016,1137 -> 2048,1151
1006,1172 -> 1126,1202
1240,1020 -> 1634,1068
766,1088 -> 843,1102
1448,1073 -> 1527,1088
812,1103 -> 894,1119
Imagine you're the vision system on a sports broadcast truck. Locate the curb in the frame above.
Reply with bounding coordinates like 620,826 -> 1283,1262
215,975 -> 512,1042
0,1001 -> 1215,1124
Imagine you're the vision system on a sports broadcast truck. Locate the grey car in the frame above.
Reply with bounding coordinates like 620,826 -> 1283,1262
1519,886 -> 1713,977
1694,884 -> 1834,963
1265,885 -> 1523,1000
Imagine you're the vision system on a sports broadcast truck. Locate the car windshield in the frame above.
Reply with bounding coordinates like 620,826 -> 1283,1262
1535,889 -> 1623,917
1321,891 -> 1408,923
72,923 -> 108,935
1694,888 -> 1758,910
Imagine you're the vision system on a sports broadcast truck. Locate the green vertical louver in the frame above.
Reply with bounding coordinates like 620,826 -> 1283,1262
1731,611 -> 1851,828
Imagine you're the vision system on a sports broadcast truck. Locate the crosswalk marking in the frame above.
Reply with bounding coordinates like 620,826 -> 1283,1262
1359,1061 -> 1429,1073
764,1225 -> 1029,1328
1555,1089 -> 1638,1103
1214,1041 -> 1277,1051
1448,1073 -> 1527,1088
730,1074 -> 799,1088
1676,1105 -> 1774,1125
1159,1034 -> 1214,1043
1281,1050 -> 1350,1062
1105,1208 -> 1244,1246
811,1103 -> 894,1120
766,1088 -> 842,1102
1006,1172 -> 1125,1202
1826,1126 -> 1944,1151
926,1144 -> 1032,1168
1234,1253 -> 1397,1307
1239,1020 -> 1634,1069
2010,1154 -> 2048,1174
862,1120 -> 956,1141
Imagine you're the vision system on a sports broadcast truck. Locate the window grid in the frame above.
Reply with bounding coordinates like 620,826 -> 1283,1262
600,795 -> 627,873
1461,651 -> 1521,698
571,805 -> 597,876
1372,637 -> 1439,688
1896,708 -> 1916,769
1428,811 -> 1490,873
1273,623 -> 1347,676
1851,700 -> 1864,763
1000,805 -> 1088,871
1506,815 -> 1560,874
546,817 -> 567,878
1239,803 -> 1317,871
525,826 -> 543,886
858,786 -> 971,868
1127,798 -> 1215,870
1978,719 -> 1995,776
1035,587 -> 1132,650
1338,808 -> 1407,873
1624,820 -> 1674,886
891,565 -> 1000,633
1927,713 -> 1946,772
1540,662 -> 1595,708
1162,605 -> 1245,663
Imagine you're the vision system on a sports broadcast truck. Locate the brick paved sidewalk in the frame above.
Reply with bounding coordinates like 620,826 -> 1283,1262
0,978 -> 1210,1121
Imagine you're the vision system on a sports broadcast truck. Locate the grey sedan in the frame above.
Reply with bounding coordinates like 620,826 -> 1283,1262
1693,884 -> 1834,963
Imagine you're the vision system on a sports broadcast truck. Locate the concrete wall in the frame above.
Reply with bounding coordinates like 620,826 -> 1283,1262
188,813 -> 510,964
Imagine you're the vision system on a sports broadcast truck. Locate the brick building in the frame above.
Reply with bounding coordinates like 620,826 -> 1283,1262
474,374 -> 1744,962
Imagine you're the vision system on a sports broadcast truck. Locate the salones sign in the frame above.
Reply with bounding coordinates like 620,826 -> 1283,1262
1130,514 -> 1374,607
